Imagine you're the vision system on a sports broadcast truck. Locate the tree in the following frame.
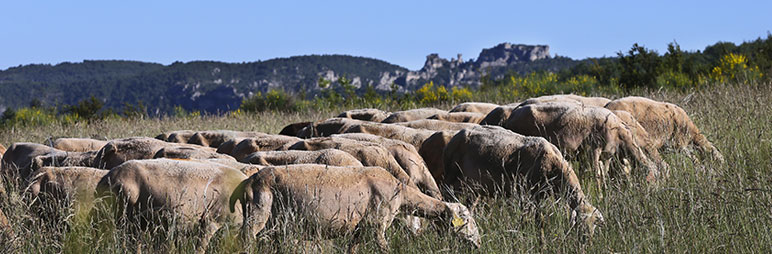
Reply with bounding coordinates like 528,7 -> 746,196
618,43 -> 662,89
663,41 -> 685,73
64,96 -> 104,121
338,75 -> 356,102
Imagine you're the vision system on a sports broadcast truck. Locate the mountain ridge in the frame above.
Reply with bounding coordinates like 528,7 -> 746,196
0,43 -> 576,114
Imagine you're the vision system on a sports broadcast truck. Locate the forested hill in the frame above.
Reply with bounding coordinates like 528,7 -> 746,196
0,42 -> 582,115
0,55 -> 409,114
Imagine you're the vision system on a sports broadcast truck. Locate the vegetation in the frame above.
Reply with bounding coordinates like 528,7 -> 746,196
3,34 -> 770,120
234,34 -> 772,113
3,35 -> 771,130
1,35 -> 771,252
0,83 -> 770,252
0,56 -> 407,114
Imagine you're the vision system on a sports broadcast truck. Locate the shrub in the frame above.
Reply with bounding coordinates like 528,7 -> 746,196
240,89 -> 299,112
1,107 -> 58,127
657,71 -> 697,90
416,82 -> 439,104
618,43 -> 662,89
451,87 -> 474,102
710,53 -> 763,84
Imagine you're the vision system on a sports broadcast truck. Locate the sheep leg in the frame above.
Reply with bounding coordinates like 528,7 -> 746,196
196,221 -> 219,254
375,204 -> 399,253
591,148 -> 605,198
536,208 -> 547,250
347,224 -> 364,254
681,147 -> 700,165
403,215 -> 424,235
241,189 -> 272,248
621,158 -> 632,177
602,156 -> 612,185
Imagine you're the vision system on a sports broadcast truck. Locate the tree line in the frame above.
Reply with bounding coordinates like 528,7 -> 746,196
2,34 -> 770,128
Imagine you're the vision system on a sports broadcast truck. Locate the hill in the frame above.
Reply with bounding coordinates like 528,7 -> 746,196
0,44 -> 576,114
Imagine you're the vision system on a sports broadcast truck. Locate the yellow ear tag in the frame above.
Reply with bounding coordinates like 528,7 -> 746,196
452,215 -> 464,228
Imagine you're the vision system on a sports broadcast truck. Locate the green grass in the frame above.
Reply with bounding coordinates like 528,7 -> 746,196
1,84 -> 771,253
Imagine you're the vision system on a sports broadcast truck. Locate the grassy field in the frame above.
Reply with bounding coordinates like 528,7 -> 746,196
1,84 -> 771,253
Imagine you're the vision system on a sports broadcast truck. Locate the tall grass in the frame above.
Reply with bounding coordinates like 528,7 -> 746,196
1,84 -> 770,253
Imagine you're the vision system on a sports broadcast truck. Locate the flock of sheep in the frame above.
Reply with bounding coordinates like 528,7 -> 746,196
0,94 -> 722,252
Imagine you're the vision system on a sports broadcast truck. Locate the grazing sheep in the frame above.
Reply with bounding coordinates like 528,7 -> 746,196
394,119 -> 478,132
285,137 -> 434,233
155,130 -> 197,143
2,143 -> 58,182
93,137 -> 218,169
296,118 -> 363,138
611,110 -> 670,174
337,108 -> 391,122
229,164 -> 481,252
92,137 -> 170,169
51,138 -> 109,152
518,94 -> 611,108
428,112 -> 486,124
449,102 -> 500,114
96,159 -> 248,253
31,150 -> 99,172
605,96 -> 724,162
286,137 -> 416,190
332,133 -> 442,200
187,130 -> 266,148
479,105 -> 519,127
297,119 -> 457,180
227,135 -> 302,161
443,126 -> 604,236
213,137 -> 250,155
298,118 -> 437,149
381,108 -> 447,123
153,146 -> 236,161
27,166 -> 107,219
278,122 -> 313,137
2,143 -> 96,183
242,149 -> 363,167
503,103 -> 660,184
417,131 -> 456,183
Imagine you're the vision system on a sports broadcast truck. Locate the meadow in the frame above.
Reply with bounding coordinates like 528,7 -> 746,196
1,84 -> 771,253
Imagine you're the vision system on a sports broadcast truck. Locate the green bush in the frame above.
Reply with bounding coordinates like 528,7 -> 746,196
656,71 -> 697,90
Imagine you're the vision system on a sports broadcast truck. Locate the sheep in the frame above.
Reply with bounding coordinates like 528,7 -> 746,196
229,164 -> 481,252
449,102 -> 500,114
427,112 -> 486,124
96,158 -> 248,253
242,149 -> 364,167
443,125 -> 604,237
605,96 -> 724,162
381,108 -> 447,123
50,138 -> 109,152
337,108 -> 391,122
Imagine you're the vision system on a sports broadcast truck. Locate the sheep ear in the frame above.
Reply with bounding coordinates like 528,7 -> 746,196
103,143 -> 117,156
31,157 -> 45,171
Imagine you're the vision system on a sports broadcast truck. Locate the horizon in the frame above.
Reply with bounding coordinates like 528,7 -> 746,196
2,1 -> 771,71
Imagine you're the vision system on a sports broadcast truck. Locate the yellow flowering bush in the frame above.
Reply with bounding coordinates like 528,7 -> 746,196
5,107 -> 58,127
437,85 -> 449,101
710,53 -> 763,84
414,82 -> 476,104
416,82 -> 439,104
451,87 -> 473,101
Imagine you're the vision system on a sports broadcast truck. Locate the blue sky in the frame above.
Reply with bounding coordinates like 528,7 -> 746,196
1,0 -> 770,70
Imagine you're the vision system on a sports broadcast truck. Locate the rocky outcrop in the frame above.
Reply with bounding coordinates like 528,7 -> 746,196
396,43 -> 551,89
